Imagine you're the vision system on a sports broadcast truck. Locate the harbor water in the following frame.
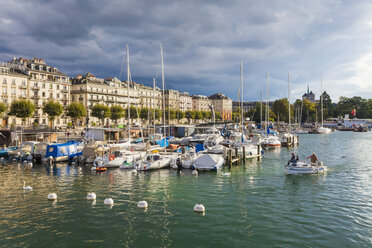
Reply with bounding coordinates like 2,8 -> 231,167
0,132 -> 371,247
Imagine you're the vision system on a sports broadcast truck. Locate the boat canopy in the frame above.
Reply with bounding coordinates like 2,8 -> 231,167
45,142 -> 81,158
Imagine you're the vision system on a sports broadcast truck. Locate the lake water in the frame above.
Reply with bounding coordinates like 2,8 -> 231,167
0,132 -> 371,247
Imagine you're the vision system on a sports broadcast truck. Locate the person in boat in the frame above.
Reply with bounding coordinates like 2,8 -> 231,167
287,153 -> 296,165
306,153 -> 318,164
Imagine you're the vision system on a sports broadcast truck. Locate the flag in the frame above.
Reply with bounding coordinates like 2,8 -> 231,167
351,109 -> 356,117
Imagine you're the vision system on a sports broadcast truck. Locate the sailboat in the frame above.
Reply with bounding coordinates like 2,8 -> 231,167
261,72 -> 281,149
317,73 -> 332,134
137,44 -> 176,171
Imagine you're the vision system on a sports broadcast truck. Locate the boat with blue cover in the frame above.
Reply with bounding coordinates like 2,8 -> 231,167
45,142 -> 82,162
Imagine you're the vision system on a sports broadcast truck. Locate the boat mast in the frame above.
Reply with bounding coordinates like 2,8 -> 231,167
266,72 -> 269,130
240,62 -> 244,133
153,77 -> 156,136
126,45 -> 131,139
288,71 -> 290,126
260,90 -> 262,125
321,73 -> 323,127
160,44 -> 166,143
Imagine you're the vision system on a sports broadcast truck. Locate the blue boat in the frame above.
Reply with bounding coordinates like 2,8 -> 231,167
45,142 -> 82,162
0,147 -> 18,160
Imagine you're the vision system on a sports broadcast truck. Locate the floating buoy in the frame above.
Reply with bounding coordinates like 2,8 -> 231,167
131,169 -> 137,174
27,162 -> 33,168
222,172 -> 231,176
96,167 -> 107,172
48,193 -> 57,200
192,170 -> 198,176
104,198 -> 114,205
87,192 -> 96,200
23,160 -> 27,165
172,164 -> 178,169
91,166 -> 96,171
137,200 -> 148,209
193,204 -> 205,213
23,181 -> 32,190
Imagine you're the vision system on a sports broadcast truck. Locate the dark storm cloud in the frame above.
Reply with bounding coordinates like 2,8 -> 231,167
1,0 -> 372,101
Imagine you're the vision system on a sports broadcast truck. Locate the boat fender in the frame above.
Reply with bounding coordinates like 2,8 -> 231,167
109,154 -> 115,161
261,150 -> 264,155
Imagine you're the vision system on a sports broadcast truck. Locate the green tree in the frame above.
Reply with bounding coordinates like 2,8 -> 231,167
176,110 -> 185,121
215,111 -> 222,120
140,107 -> 149,120
110,105 -> 125,122
66,102 -> 86,126
194,111 -> 203,120
154,108 -> 162,120
92,104 -> 111,125
0,102 -> 7,116
8,100 -> 35,124
43,100 -> 63,127
272,98 -> 291,122
129,106 -> 139,119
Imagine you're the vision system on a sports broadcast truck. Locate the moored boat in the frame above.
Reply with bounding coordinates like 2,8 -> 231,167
285,161 -> 327,175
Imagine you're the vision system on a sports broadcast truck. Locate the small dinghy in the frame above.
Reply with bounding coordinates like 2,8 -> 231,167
191,153 -> 224,171
285,161 -> 327,175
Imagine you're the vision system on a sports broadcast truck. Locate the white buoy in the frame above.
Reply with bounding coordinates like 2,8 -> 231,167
131,169 -> 137,174
172,164 -> 178,169
193,204 -> 205,213
27,162 -> 33,168
87,192 -> 96,200
48,193 -> 57,200
23,181 -> 32,190
91,166 -> 97,171
104,198 -> 114,205
192,170 -> 198,175
137,200 -> 148,209
222,172 -> 231,176
23,160 -> 27,165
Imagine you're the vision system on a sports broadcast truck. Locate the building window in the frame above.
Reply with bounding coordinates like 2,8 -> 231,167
42,83 -> 45,89
57,93 -> 60,98
22,90 -> 26,97
50,93 -> 53,98
42,92 -> 45,97
49,84 -> 53,89
57,85 -> 60,90
3,78 -> 6,84
2,87 -> 6,94
72,96 -> 75,101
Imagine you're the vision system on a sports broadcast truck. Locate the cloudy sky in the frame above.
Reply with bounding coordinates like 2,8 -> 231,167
1,0 -> 372,102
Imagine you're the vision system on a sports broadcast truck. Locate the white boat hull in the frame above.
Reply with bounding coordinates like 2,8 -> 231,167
285,161 -> 327,175
192,154 -> 225,171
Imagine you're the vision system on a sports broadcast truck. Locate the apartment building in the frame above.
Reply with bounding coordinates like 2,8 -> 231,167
0,57 -> 70,127
70,73 -> 140,125
209,93 -> 232,120
179,92 -> 192,112
192,95 -> 211,111
137,83 -> 162,109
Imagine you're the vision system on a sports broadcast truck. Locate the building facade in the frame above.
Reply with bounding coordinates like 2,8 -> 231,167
179,92 -> 192,112
209,93 -> 232,120
70,73 -> 139,125
137,83 -> 162,109
0,57 -> 70,127
192,95 -> 211,112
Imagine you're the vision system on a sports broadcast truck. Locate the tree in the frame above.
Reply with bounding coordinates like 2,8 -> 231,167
215,111 -> 222,120
140,107 -> 149,120
154,108 -> 162,120
110,105 -> 125,122
176,110 -> 185,121
129,106 -> 138,119
92,104 -> 111,125
0,102 -> 7,116
66,102 -> 86,126
272,98 -> 290,122
43,100 -> 63,128
8,100 -> 35,124
194,111 -> 203,120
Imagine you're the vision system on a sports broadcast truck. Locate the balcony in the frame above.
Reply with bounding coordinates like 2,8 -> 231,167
32,95 -> 40,100
19,85 -> 27,89
61,88 -> 69,93
32,86 -> 40,90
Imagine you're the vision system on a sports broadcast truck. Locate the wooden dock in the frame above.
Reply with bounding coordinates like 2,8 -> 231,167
223,145 -> 262,166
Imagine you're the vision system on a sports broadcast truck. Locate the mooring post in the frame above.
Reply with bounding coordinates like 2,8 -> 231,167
242,146 -> 246,164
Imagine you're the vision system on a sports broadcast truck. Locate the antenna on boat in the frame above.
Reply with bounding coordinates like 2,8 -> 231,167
288,71 -> 290,127
160,44 -> 166,151
240,62 -> 244,134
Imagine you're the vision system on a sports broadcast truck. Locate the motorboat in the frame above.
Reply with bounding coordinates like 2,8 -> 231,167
317,126 -> 332,134
191,153 -> 225,171
261,135 -> 281,149
137,153 -> 175,171
44,142 -> 82,162
285,161 -> 327,175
